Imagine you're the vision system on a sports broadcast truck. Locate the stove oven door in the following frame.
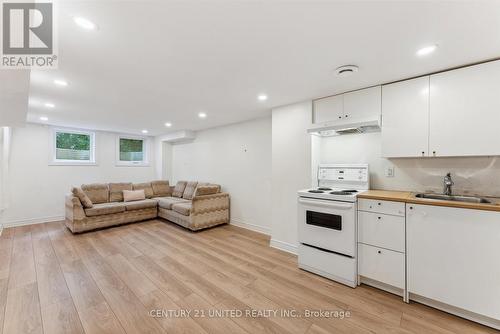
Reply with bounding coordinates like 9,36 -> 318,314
298,197 -> 356,257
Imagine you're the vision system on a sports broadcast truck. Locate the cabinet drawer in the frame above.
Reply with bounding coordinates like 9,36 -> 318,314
358,243 -> 405,289
358,199 -> 405,216
358,211 -> 405,252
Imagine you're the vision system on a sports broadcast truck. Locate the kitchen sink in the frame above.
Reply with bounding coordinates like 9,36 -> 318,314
415,193 -> 491,204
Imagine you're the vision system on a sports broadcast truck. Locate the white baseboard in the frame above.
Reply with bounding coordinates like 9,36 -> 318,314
270,238 -> 298,255
230,218 -> 270,235
3,215 -> 65,228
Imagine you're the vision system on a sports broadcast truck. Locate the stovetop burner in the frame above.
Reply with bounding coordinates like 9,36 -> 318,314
317,187 -> 332,191
308,190 -> 324,193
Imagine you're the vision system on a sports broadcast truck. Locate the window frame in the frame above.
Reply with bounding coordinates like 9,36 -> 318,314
50,127 -> 96,166
115,134 -> 149,167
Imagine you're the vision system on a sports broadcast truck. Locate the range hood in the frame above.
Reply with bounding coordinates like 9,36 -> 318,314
307,116 -> 381,137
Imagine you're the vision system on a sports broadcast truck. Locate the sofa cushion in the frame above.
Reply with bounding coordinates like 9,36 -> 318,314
72,187 -> 93,208
172,203 -> 192,216
182,181 -> 198,200
132,182 -> 154,198
109,182 -> 133,202
156,197 -> 189,210
194,184 -> 221,197
81,183 -> 109,204
84,202 -> 125,217
151,180 -> 171,197
172,181 -> 187,198
123,190 -> 146,202
124,199 -> 158,211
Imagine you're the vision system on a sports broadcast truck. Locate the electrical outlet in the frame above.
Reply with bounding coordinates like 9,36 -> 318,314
385,166 -> 395,177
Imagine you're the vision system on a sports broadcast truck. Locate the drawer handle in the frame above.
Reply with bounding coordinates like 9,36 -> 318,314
377,250 -> 382,254
377,216 -> 381,220
377,202 -> 381,206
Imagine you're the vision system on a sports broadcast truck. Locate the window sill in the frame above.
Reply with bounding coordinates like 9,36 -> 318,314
49,161 -> 97,166
115,163 -> 151,167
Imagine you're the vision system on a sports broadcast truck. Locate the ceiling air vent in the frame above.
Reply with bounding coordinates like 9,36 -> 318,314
335,65 -> 359,77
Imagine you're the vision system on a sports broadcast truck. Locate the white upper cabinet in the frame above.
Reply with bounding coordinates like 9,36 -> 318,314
313,94 -> 343,124
313,86 -> 381,124
381,59 -> 500,158
343,86 -> 381,121
382,77 -> 430,158
429,60 -> 500,157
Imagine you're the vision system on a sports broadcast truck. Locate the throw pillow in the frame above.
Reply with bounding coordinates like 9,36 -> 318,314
72,187 -> 94,208
151,180 -> 171,197
123,189 -> 146,202
172,181 -> 187,198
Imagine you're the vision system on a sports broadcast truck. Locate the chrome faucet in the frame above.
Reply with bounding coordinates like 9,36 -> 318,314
443,172 -> 454,196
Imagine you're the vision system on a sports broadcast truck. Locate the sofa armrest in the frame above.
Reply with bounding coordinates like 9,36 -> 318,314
191,192 -> 230,215
65,193 -> 86,221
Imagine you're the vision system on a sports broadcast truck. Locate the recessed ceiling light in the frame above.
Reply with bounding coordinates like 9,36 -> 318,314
165,122 -> 172,127
39,116 -> 48,121
54,79 -> 68,86
44,102 -> 55,108
73,16 -> 97,30
141,130 -> 148,134
258,94 -> 268,101
416,44 -> 438,57
198,112 -> 207,119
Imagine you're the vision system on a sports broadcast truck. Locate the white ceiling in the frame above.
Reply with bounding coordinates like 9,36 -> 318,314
26,0 -> 500,136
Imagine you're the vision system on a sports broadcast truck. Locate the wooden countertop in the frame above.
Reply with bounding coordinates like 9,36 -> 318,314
357,190 -> 412,203
358,190 -> 500,212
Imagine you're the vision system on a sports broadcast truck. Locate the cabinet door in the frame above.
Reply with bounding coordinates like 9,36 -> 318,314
429,60 -> 500,156
313,94 -> 343,124
381,77 -> 430,157
358,243 -> 405,289
407,204 -> 500,321
343,86 -> 381,121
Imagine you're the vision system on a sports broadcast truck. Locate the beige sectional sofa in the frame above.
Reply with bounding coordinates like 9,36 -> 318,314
65,180 -> 230,233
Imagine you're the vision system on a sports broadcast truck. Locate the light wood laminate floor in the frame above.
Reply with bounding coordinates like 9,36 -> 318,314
0,220 -> 496,334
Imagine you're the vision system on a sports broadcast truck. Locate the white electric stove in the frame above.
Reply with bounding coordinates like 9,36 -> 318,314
297,164 -> 369,287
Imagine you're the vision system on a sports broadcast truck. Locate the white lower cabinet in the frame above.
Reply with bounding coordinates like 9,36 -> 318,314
358,211 -> 405,252
407,204 -> 500,327
357,198 -> 500,329
357,199 -> 406,299
358,244 -> 404,289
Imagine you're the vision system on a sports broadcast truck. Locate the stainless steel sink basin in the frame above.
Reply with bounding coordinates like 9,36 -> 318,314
415,193 -> 491,204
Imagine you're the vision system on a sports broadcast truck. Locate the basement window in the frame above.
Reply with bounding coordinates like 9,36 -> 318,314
116,136 -> 149,166
51,128 -> 96,165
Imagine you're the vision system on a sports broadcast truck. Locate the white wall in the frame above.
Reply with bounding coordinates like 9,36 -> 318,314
153,138 -> 173,181
0,127 -> 8,233
1,124 -> 156,227
318,132 -> 500,196
171,117 -> 272,234
0,128 -> 5,211
271,101 -> 312,253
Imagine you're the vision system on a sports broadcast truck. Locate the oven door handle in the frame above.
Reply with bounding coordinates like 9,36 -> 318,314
298,197 -> 354,210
